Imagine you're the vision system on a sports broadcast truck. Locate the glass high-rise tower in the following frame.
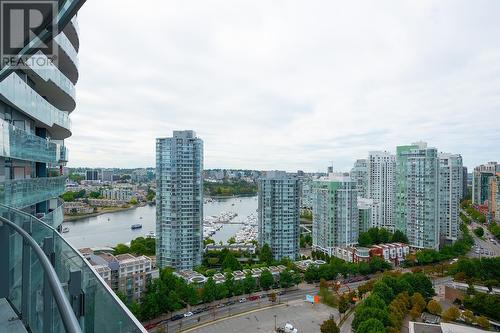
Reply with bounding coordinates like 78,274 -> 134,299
312,173 -> 358,256
258,171 -> 300,261
367,151 -> 396,232
156,130 -> 204,270
0,2 -> 145,332
395,142 -> 440,250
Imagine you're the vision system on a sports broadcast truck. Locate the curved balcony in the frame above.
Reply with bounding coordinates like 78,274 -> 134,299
63,16 -> 80,52
0,204 -> 146,333
0,73 -> 72,140
0,176 -> 66,209
40,198 -> 64,228
25,51 -> 76,112
53,32 -> 79,84
0,119 -> 68,165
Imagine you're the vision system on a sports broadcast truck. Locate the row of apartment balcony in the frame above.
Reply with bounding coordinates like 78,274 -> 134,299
0,204 -> 145,332
0,119 -> 68,165
0,176 -> 66,209
0,73 -> 71,139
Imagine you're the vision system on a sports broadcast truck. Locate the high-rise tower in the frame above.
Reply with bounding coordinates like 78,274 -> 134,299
258,171 -> 300,261
156,130 -> 204,269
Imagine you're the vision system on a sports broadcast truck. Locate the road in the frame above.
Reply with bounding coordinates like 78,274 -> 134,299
461,209 -> 500,258
148,280 -> 369,332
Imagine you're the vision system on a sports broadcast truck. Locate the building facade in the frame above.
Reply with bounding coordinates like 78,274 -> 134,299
312,174 -> 358,256
472,162 -> 499,205
367,151 -> 396,231
357,197 -> 373,234
438,154 -> 463,243
258,171 -> 300,261
395,142 -> 440,250
489,173 -> 500,222
351,159 -> 368,198
0,2 -> 145,331
156,130 -> 204,269
82,249 -> 154,301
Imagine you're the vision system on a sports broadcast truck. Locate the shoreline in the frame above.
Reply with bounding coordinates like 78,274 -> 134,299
63,204 -> 146,222
206,194 -> 257,199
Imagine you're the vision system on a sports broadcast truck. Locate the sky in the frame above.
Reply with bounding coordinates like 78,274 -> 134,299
67,0 -> 500,172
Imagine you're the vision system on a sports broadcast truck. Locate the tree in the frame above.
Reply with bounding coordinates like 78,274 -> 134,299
356,318 -> 386,333
222,252 -> 242,271
463,310 -> 474,324
113,243 -> 130,255
442,306 -> 460,322
320,318 -> 340,333
268,292 -> 277,303
259,270 -> 274,290
224,272 -> 234,297
352,307 -> 390,330
426,300 -> 442,315
260,243 -> 273,265
227,237 -> 236,244
129,197 -> 138,205
279,270 -> 294,289
474,227 -> 484,237
391,230 -> 408,243
233,281 -> 245,296
243,272 -> 256,294
409,306 -> 421,320
358,232 -> 373,247
338,296 -> 350,318
304,265 -> 319,283
476,316 -> 491,330
410,293 -> 426,312
372,281 -> 394,304
202,277 -> 217,303
363,294 -> 386,309
378,228 -> 391,244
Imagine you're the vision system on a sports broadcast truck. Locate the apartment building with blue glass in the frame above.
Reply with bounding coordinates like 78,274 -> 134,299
156,130 -> 204,270
258,171 -> 300,261
0,1 -> 145,332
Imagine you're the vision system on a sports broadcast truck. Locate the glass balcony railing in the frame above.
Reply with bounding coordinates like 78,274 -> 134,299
54,32 -> 79,68
0,119 -> 68,165
0,204 -> 146,333
0,176 -> 66,208
41,198 -> 64,228
29,50 -> 76,102
0,73 -> 72,138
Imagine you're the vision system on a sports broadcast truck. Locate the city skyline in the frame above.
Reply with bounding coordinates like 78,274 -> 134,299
67,0 -> 500,170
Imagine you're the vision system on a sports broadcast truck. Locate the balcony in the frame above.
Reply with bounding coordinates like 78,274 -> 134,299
0,119 -> 67,165
41,198 -> 65,229
0,176 -> 66,209
0,204 -> 146,333
26,51 -> 76,111
0,73 -> 72,139
53,32 -> 79,84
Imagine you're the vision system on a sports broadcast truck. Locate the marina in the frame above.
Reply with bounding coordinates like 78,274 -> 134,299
203,212 -> 258,244
62,196 -> 257,248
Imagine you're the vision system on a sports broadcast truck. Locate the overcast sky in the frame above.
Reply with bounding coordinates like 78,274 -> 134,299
67,0 -> 500,172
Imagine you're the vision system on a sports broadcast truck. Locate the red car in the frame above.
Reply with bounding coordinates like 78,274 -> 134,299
248,295 -> 260,301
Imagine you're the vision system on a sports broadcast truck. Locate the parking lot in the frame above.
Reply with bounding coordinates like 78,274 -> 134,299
187,299 -> 336,333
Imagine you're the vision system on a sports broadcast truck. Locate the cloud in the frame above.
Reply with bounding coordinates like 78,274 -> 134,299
67,0 -> 500,171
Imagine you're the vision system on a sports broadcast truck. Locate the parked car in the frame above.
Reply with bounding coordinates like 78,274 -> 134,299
171,314 -> 184,321
248,295 -> 260,301
216,303 -> 225,308
226,300 -> 235,306
239,297 -> 247,303
184,312 -> 193,318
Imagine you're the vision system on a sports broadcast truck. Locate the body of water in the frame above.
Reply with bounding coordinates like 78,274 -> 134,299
62,196 -> 257,249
